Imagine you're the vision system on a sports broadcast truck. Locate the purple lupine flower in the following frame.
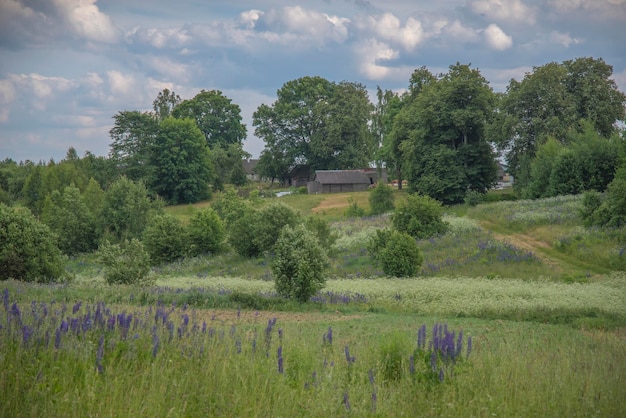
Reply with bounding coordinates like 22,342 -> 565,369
409,355 -> 415,374
201,321 -> 207,333
344,346 -> 355,363
327,326 -> 333,344
2,288 -> 9,312
152,332 -> 160,358
343,392 -> 351,411
22,325 -> 32,346
439,368 -> 444,382
277,346 -> 284,374
278,328 -> 283,341
430,350 -> 437,372
72,301 -> 82,314
236,338 -> 242,354
417,324 -> 426,349
467,336 -> 472,358
251,338 -> 257,354
371,392 -> 377,413
182,314 -> 189,327
10,302 -> 21,323
96,334 -> 105,374
368,369 -> 375,386
55,328 -> 62,349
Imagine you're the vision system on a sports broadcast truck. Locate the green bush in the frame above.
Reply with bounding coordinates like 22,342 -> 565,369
392,193 -> 448,239
580,166 -> 626,228
0,204 -> 66,282
367,228 -> 394,261
272,225 -> 329,302
142,214 -> 188,265
345,197 -> 365,217
98,239 -> 153,285
464,190 -> 483,207
369,182 -> 395,215
304,216 -> 338,252
187,207 -> 225,256
377,231 -> 423,277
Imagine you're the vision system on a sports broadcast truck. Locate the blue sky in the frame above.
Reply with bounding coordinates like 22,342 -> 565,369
1,0 -> 625,162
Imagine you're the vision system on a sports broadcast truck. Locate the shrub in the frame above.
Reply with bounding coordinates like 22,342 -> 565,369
392,193 -> 448,239
304,216 -> 338,252
0,204 -> 66,282
345,197 -> 365,217
378,231 -> 423,277
272,225 -> 329,302
369,182 -> 395,215
228,207 -> 259,258
367,228 -> 394,261
142,214 -> 188,265
253,202 -> 301,252
98,239 -> 153,285
187,207 -> 225,256
464,190 -> 483,207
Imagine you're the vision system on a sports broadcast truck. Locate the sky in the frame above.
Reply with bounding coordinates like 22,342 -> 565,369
1,0 -> 625,163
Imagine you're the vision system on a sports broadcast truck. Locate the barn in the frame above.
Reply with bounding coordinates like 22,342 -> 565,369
307,170 -> 374,194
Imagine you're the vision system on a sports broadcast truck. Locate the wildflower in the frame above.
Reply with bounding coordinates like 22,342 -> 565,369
96,335 -> 105,374
151,332 -> 160,358
343,392 -> 351,411
467,336 -> 472,358
409,355 -> 415,374
54,329 -> 62,349
72,301 -> 82,314
22,325 -> 32,346
277,346 -> 284,374
344,346 -> 355,363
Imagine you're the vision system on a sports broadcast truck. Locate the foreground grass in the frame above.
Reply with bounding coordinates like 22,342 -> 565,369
1,282 -> 624,417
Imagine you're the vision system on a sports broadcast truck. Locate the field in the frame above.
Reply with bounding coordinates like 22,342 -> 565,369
2,190 -> 626,417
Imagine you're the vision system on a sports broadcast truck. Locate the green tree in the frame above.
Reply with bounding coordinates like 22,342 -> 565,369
0,204 -> 65,282
210,143 -> 250,190
142,214 -> 188,265
525,137 -> 563,198
172,89 -> 246,148
490,58 -> 626,191
187,207 -> 225,256
369,182 -> 395,215
41,185 -> 99,255
98,239 -> 153,285
109,110 -> 158,181
392,193 -> 448,239
101,177 -> 159,243
149,117 -> 214,204
272,224 -> 329,302
254,76 -> 374,173
402,64 -> 497,203
153,88 -> 181,121
377,231 -> 423,277
374,87 -> 405,188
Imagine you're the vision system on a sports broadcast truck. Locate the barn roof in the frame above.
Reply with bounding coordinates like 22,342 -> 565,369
314,170 -> 371,185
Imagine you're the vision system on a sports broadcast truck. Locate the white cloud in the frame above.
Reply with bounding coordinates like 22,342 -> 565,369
239,9 -> 264,29
362,13 -> 425,50
442,20 -> 481,43
550,31 -> 582,47
52,0 -> 119,43
483,23 -> 513,50
470,0 -> 536,24
107,70 -> 135,96
357,39 -> 399,79
547,0 -> 626,19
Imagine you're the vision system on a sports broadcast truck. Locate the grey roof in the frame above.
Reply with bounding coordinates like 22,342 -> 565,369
314,170 -> 371,185
242,159 -> 259,175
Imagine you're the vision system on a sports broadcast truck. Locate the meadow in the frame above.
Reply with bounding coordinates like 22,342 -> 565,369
2,190 -> 626,417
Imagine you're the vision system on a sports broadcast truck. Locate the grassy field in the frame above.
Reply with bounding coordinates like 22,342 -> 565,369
3,189 -> 626,416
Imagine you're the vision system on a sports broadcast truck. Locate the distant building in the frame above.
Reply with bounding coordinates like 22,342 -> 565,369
307,169 -> 388,194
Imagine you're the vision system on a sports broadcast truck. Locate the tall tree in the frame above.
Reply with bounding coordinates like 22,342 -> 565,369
254,76 -> 374,174
172,89 -> 246,148
109,110 -> 158,181
489,57 -> 626,190
148,117 -> 214,204
152,88 -> 181,121
403,63 -> 497,204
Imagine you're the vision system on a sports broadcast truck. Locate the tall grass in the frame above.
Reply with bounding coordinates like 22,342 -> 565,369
1,286 -> 624,417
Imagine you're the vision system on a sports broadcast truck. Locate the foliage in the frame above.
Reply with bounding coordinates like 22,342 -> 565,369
581,166 -> 626,229
252,202 -> 301,256
40,185 -> 99,255
372,230 -> 423,277
304,215 -> 338,252
0,204 -> 66,282
402,64 -> 497,204
392,193 -> 448,239
98,239 -> 153,285
172,89 -> 247,148
187,207 -> 226,256
272,224 -> 329,302
108,110 -> 158,181
210,143 -> 250,190
491,57 -> 626,187
464,190 -> 484,207
227,207 -> 260,258
369,182 -> 395,215
344,197 -> 365,217
101,177 -> 160,243
148,117 -> 214,204
253,76 -> 375,177
142,214 -> 188,265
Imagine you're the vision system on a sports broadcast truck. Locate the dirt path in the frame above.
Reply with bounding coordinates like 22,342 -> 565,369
311,193 -> 359,213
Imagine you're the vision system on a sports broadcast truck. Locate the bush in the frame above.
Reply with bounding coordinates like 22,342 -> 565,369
580,166 -> 626,228
98,239 -> 153,285
272,225 -> 329,302
0,204 -> 66,282
304,216 -> 338,252
345,197 -> 365,217
376,230 -> 423,277
142,214 -> 188,265
369,182 -> 395,215
187,207 -> 225,256
464,190 -> 483,207
392,194 -> 448,239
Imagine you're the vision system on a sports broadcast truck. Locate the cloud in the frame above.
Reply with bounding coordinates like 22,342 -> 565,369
483,23 -> 513,50
470,0 -> 536,24
360,12 -> 425,51
549,31 -> 582,47
53,0 -> 120,43
546,0 -> 626,20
